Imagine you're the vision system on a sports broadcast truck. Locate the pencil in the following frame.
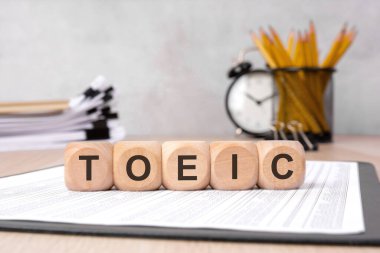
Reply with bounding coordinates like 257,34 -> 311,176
251,23 -> 356,135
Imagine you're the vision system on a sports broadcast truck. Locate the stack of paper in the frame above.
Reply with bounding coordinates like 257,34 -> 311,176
0,161 -> 365,234
0,76 -> 125,151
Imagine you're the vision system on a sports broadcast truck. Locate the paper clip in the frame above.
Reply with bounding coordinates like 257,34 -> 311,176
289,121 -> 313,150
270,124 -> 279,140
277,121 -> 287,140
287,122 -> 299,141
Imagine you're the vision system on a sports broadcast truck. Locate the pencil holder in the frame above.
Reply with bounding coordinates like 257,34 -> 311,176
272,67 -> 335,142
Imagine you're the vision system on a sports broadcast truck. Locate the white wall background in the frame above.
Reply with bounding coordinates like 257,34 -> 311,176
0,0 -> 378,136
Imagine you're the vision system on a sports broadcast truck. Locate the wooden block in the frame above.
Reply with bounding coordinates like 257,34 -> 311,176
210,141 -> 259,190
256,140 -> 305,190
162,141 -> 210,190
64,142 -> 113,191
113,141 -> 162,191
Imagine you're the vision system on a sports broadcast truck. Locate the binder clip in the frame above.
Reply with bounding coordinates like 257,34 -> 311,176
287,121 -> 318,151
265,121 -> 318,151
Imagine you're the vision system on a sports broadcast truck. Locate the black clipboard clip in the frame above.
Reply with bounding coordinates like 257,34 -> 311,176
265,121 -> 318,151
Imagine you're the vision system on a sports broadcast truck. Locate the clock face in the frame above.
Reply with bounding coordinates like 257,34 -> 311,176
226,71 -> 275,135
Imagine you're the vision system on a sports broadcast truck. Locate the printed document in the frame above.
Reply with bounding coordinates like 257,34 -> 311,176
0,161 -> 364,234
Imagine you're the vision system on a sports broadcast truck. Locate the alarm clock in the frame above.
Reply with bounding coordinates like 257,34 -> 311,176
225,55 -> 277,138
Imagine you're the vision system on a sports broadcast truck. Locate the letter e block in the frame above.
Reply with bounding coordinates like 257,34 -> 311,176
162,141 -> 210,190
210,141 -> 259,190
257,140 -> 305,190
64,142 -> 113,191
113,141 -> 162,191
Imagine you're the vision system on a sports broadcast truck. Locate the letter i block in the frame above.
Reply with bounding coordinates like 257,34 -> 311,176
210,141 -> 259,190
256,140 -> 305,190
113,141 -> 162,191
162,141 -> 210,190
64,142 -> 113,191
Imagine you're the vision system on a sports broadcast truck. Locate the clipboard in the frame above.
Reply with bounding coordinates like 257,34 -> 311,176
0,162 -> 379,245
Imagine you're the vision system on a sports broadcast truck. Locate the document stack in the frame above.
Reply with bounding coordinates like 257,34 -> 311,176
0,76 -> 125,152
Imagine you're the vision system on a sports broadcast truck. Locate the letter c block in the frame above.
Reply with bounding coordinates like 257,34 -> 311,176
257,140 -> 305,190
113,141 -> 162,191
64,142 -> 113,191
162,141 -> 210,190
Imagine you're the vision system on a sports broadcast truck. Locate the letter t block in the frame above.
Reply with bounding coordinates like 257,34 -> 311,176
64,142 -> 113,191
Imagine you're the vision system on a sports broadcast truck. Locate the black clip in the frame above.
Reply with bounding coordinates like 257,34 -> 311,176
264,121 -> 318,151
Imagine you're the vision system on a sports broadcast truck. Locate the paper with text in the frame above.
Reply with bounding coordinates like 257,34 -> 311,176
0,161 -> 364,234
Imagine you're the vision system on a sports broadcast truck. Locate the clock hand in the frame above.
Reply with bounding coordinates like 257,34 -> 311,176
258,93 -> 278,104
245,93 -> 261,105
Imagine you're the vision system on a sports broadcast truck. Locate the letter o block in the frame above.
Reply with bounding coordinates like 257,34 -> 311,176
210,141 -> 259,190
64,142 -> 113,191
257,140 -> 305,190
162,141 -> 210,190
113,141 -> 162,191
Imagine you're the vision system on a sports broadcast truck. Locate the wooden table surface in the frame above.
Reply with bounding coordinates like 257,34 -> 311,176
0,135 -> 379,252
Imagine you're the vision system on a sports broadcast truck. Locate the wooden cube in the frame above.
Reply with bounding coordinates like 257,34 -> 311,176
210,141 -> 259,190
256,140 -> 305,190
113,141 -> 162,191
64,142 -> 113,191
162,141 -> 210,190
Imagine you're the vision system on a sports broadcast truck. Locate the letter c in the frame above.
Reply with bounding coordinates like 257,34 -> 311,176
271,153 -> 294,180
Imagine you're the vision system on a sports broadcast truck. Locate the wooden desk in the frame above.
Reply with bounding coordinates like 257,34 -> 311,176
0,135 -> 379,253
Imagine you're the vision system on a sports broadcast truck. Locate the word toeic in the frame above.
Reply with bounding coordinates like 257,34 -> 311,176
64,140 -> 305,191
